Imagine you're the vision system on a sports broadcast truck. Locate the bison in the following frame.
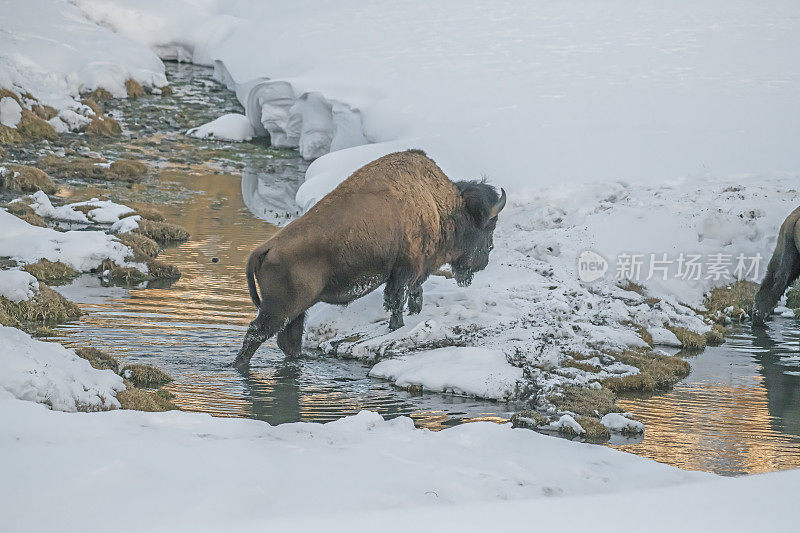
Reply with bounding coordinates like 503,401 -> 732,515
752,205 -> 800,326
234,149 -> 506,368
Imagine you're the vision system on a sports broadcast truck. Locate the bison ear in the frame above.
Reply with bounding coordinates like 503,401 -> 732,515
460,188 -> 491,228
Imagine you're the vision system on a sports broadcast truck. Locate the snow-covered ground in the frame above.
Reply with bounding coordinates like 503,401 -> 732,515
0,0 -> 166,130
3,2 -> 800,528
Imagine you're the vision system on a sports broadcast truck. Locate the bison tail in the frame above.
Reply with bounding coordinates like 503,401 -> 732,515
246,246 -> 269,309
752,214 -> 800,326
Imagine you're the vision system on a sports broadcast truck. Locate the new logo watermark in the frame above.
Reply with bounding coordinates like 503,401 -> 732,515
577,250 -> 763,283
577,250 -> 609,282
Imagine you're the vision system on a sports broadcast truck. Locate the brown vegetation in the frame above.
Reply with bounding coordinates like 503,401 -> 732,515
133,218 -> 190,243
121,364 -> 172,388
601,350 -> 690,393
125,79 -> 145,99
22,259 -> 79,285
0,164 -> 56,194
109,159 -> 147,181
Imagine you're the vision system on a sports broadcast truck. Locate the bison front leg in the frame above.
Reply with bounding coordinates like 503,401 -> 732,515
408,284 -> 423,314
277,312 -> 305,357
384,274 -> 409,331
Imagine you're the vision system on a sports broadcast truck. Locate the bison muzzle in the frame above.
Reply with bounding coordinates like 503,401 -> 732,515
234,149 -> 506,369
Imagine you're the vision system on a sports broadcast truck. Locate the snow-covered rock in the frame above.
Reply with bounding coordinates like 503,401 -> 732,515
0,270 -> 38,303
0,97 -> 22,128
0,326 -> 123,412
187,113 -> 254,141
369,347 -> 523,401
601,413 -> 646,434
0,208 -> 137,272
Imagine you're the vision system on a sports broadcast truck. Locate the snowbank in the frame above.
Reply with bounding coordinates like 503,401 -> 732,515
0,326 -> 123,411
0,0 -> 166,129
0,208 -> 135,271
0,270 -> 38,303
187,113 -> 254,141
369,347 -> 523,401
72,0 -> 800,185
0,399 -> 711,532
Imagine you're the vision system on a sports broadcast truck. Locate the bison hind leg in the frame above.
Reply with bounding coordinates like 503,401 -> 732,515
408,284 -> 423,315
277,312 -> 305,357
384,271 -> 410,331
234,311 -> 282,370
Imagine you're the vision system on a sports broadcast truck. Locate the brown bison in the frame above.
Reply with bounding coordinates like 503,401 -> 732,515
752,205 -> 800,326
234,149 -> 506,368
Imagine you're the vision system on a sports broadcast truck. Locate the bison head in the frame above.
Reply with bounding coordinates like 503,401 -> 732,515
451,181 -> 506,286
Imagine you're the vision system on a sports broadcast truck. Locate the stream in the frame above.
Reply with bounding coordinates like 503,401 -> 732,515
42,62 -> 800,475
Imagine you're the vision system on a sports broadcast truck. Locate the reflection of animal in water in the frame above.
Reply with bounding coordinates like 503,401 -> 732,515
752,206 -> 800,326
234,149 -> 506,369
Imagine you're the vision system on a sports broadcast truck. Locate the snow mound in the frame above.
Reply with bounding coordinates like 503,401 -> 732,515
0,0 -> 166,129
187,113 -> 254,141
369,347 -> 523,401
0,326 -> 123,412
601,413 -> 646,434
0,97 -> 22,128
0,208 -> 137,272
0,270 -> 38,303
0,403 -> 711,531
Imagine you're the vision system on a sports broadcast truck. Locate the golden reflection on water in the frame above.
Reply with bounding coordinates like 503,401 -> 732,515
612,323 -> 800,476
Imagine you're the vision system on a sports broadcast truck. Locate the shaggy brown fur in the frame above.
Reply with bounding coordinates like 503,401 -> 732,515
235,149 -> 505,368
752,206 -> 800,326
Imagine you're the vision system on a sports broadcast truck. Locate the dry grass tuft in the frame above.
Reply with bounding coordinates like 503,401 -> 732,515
118,232 -> 160,260
551,386 -> 617,417
563,359 -> 600,373
86,88 -> 113,101
23,259 -> 79,285
704,280 -> 759,320
16,109 -> 58,142
31,104 -> 57,120
75,347 -> 119,373
125,79 -> 146,99
2,201 -> 45,226
109,159 -> 147,181
117,380 -> 176,411
667,326 -> 706,352
85,114 -> 122,136
146,259 -> 181,281
0,124 -> 22,145
619,280 -> 646,295
705,324 -> 726,346
82,97 -> 103,115
576,416 -> 611,441
1,164 -> 56,194
134,218 -> 189,243
121,364 -> 172,388
159,85 -> 173,97
0,283 -> 81,331
510,410 -> 549,429
0,88 -> 21,105
602,350 -> 691,393
40,155 -> 108,180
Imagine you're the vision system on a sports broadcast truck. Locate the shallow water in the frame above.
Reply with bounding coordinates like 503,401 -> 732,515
41,62 -> 800,473
612,319 -> 800,475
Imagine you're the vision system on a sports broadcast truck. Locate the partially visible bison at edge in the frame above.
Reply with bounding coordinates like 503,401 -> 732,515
234,149 -> 506,369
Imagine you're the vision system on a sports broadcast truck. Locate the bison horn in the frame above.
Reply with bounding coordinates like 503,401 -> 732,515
487,188 -> 506,221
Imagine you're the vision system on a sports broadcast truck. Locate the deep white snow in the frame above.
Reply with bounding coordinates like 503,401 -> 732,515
0,270 -> 38,303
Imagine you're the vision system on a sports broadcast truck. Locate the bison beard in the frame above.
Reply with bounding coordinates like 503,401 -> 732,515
234,149 -> 506,369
